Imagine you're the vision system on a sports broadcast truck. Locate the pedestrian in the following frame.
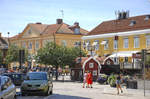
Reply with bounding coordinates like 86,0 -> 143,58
87,71 -> 93,88
116,74 -> 123,94
83,71 -> 88,88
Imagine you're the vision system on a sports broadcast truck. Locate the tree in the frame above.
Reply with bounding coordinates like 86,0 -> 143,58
0,50 -> 3,64
36,42 -> 86,80
5,44 -> 29,65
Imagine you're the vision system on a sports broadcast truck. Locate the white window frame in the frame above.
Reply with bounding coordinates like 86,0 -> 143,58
114,39 -> 118,49
62,40 -> 67,46
74,28 -> 80,34
124,37 -> 128,48
22,42 -> 26,48
89,63 -> 94,68
35,41 -> 39,50
104,40 -> 108,50
94,40 -> 99,50
86,40 -> 90,50
146,35 -> 150,48
28,42 -> 32,50
134,36 -> 139,48
93,70 -> 97,76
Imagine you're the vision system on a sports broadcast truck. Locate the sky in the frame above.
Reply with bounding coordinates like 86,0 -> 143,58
0,0 -> 150,37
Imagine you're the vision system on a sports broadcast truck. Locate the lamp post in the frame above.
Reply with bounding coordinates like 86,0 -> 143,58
7,32 -> 10,46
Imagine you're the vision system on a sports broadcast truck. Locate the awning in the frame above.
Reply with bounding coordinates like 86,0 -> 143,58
109,51 -> 139,57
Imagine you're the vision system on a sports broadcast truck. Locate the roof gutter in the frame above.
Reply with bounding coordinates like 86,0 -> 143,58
82,28 -> 150,40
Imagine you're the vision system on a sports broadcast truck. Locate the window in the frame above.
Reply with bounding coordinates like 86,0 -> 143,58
129,20 -> 136,26
74,28 -> 80,34
35,41 -> 39,50
93,70 -> 97,76
28,42 -> 32,50
22,42 -> 26,48
146,35 -> 150,48
134,36 -> 139,48
74,41 -> 80,47
124,37 -> 128,48
89,63 -> 94,68
114,39 -> 118,49
86,40 -> 90,50
61,40 -> 67,46
28,29 -> 31,34
94,40 -> 99,50
104,40 -> 108,50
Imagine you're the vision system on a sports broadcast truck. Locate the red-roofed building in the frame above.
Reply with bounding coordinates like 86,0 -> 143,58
10,19 -> 88,55
82,13 -> 150,70
71,56 -> 102,81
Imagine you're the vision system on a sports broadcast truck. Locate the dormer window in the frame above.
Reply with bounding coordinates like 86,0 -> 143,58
144,15 -> 150,21
28,29 -> 31,34
74,28 -> 80,34
129,20 -> 136,26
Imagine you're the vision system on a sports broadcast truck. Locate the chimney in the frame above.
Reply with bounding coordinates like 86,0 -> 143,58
117,10 -> 129,20
57,19 -> 63,24
36,22 -> 42,24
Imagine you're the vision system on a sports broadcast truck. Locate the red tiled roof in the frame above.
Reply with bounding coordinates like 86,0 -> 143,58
88,15 -> 150,35
42,23 -> 88,35
29,23 -> 48,33
42,24 -> 62,35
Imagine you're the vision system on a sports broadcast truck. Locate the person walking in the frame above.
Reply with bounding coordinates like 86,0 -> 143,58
83,71 -> 88,88
116,74 -> 123,94
87,71 -> 93,88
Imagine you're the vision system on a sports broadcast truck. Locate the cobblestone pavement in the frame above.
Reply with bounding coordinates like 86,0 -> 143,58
17,79 -> 150,99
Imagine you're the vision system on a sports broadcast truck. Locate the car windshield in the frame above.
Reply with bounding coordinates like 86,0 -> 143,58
27,73 -> 47,80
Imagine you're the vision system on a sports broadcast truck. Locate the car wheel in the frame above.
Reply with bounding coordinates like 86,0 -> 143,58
45,87 -> 50,96
22,92 -> 26,96
13,95 -> 16,99
50,90 -> 53,95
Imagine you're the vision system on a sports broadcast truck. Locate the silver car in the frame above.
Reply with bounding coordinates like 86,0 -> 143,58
0,76 -> 16,99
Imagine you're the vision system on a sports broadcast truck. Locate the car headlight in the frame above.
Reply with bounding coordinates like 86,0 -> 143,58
40,83 -> 47,87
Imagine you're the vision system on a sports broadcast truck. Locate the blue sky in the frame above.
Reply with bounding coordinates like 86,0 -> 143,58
0,0 -> 150,37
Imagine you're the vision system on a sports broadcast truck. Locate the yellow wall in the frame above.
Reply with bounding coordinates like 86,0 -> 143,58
10,33 -> 82,54
83,33 -> 149,56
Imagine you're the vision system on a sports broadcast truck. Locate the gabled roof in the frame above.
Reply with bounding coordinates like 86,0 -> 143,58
11,22 -> 88,39
42,23 -> 88,35
29,23 -> 48,34
88,15 -> 150,35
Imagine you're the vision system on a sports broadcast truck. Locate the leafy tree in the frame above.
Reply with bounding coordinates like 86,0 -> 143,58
36,42 -> 86,80
0,50 -> 3,64
5,44 -> 29,65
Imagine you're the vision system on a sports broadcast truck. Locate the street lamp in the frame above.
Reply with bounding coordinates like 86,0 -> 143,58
74,41 -> 82,63
7,32 -> 10,46
86,42 -> 96,57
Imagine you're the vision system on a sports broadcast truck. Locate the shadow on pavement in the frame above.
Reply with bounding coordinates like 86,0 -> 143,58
47,94 -> 91,99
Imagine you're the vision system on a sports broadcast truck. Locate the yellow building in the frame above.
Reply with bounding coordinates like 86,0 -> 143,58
10,19 -> 88,55
82,13 -> 150,69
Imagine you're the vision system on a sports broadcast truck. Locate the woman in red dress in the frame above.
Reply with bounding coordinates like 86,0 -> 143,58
87,71 -> 93,88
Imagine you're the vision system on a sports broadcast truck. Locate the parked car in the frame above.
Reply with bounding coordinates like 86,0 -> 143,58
2,73 -> 26,86
21,72 -> 53,96
0,76 -> 16,99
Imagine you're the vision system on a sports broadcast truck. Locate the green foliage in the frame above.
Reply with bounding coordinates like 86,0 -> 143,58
146,55 -> 150,65
5,44 -> 29,64
107,74 -> 116,87
0,50 -> 3,63
36,42 -> 86,68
